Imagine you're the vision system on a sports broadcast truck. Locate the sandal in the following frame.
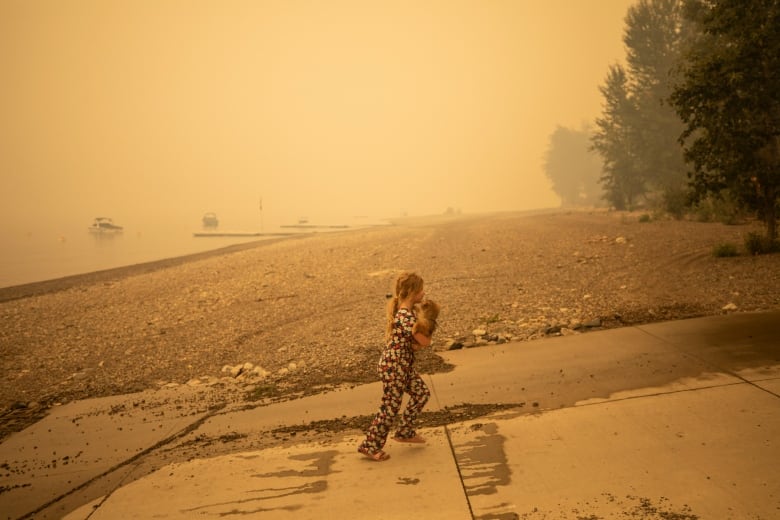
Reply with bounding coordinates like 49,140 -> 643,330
358,446 -> 390,462
392,434 -> 426,444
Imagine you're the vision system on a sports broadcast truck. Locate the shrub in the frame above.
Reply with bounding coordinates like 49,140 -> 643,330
691,192 -> 743,224
712,243 -> 739,257
693,200 -> 714,222
638,213 -> 651,223
744,232 -> 779,255
662,187 -> 688,220
744,232 -> 763,254
712,200 -> 740,224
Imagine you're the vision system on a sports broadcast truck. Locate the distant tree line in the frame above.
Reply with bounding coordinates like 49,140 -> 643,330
543,0 -> 778,245
543,125 -> 603,207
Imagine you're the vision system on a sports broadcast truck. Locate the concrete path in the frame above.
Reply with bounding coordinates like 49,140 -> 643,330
1,310 -> 778,519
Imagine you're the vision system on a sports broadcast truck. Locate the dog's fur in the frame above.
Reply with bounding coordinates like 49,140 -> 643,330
413,299 -> 441,337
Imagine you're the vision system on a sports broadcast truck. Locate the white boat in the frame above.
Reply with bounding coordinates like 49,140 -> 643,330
88,217 -> 123,234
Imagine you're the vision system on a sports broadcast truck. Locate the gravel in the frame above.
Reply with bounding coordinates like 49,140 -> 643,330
1,210 -> 778,440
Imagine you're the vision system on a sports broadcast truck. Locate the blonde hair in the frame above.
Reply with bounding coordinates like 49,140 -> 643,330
386,272 -> 424,338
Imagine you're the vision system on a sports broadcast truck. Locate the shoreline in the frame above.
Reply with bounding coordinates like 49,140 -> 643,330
1,209 -> 778,440
0,210 -> 493,302
0,234 -> 307,303
0,209 -> 559,302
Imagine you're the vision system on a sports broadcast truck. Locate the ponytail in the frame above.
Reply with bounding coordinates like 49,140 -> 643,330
385,296 -> 399,339
385,271 -> 424,339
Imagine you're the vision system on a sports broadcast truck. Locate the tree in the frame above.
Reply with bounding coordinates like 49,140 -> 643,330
544,125 -> 603,207
670,0 -> 780,241
627,0 -> 693,216
593,0 -> 692,214
591,64 -> 646,209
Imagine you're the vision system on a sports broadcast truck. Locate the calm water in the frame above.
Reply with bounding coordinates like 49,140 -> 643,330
0,214 -> 389,288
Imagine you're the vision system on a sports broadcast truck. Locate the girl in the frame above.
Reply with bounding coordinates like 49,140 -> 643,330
358,272 -> 432,462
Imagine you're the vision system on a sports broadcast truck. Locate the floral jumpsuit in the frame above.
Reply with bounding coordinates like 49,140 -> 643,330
359,308 -> 431,454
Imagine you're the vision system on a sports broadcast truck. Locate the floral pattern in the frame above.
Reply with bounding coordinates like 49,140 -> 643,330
358,308 -> 431,454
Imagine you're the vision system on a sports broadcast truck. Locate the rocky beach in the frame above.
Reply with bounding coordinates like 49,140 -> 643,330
1,210 -> 778,440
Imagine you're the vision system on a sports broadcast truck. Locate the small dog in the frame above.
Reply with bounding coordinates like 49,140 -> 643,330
413,299 -> 441,337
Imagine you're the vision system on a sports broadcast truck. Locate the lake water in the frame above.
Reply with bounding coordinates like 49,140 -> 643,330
0,214 -> 390,289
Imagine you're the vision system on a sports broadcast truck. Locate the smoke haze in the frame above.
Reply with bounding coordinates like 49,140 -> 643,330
1,0 -> 633,233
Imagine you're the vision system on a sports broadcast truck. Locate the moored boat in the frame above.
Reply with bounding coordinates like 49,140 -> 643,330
88,217 -> 123,234
202,212 -> 219,228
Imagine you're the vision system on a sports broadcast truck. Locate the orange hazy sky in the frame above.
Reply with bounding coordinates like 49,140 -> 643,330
0,0 -> 635,228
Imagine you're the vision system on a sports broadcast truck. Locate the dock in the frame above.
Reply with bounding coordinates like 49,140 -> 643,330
193,231 -> 297,237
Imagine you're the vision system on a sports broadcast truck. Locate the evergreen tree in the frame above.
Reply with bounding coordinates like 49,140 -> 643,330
593,0 -> 691,214
591,65 -> 645,209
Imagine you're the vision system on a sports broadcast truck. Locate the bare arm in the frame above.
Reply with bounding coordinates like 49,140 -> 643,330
412,332 -> 432,350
